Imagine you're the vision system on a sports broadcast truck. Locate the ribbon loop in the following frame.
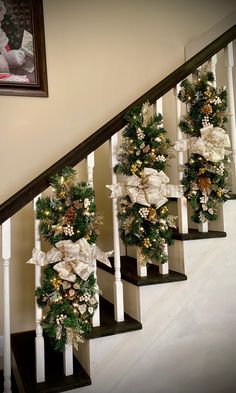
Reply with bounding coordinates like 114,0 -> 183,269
174,125 -> 230,163
27,238 -> 112,282
107,167 -> 182,209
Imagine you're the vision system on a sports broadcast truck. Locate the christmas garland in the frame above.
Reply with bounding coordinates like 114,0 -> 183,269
177,69 -> 231,223
109,102 -> 177,265
33,167 -> 106,351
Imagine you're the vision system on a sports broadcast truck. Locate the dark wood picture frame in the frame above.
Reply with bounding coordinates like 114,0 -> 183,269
0,0 -> 48,97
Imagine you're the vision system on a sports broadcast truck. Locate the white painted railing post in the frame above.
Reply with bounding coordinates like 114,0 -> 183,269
136,248 -> 147,277
2,219 -> 12,393
159,244 -> 169,275
87,152 -> 100,327
175,84 -> 189,234
155,99 -> 169,274
225,42 -> 236,187
198,56 -> 218,233
110,134 -> 124,322
63,344 -> 73,376
210,54 -> 217,87
198,221 -> 209,233
33,196 -> 45,383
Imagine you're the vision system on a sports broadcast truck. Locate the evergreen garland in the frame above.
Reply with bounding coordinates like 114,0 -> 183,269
113,102 -> 176,265
35,167 -> 101,351
178,69 -> 231,223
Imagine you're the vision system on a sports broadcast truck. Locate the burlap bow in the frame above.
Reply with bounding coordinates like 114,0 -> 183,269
107,167 -> 182,209
174,124 -> 230,163
27,238 -> 112,282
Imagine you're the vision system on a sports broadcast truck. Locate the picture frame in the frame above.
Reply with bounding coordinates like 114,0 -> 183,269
0,0 -> 48,97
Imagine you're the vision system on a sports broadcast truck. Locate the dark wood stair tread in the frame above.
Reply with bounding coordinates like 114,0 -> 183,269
11,330 -> 91,393
98,256 -> 187,286
88,297 -> 142,339
172,228 -> 226,240
9,297 -> 141,393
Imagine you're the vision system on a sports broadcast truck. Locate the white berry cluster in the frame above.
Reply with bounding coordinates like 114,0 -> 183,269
156,155 -> 166,162
210,96 -> 221,105
56,314 -> 67,325
159,218 -> 168,230
139,207 -> 149,219
79,292 -> 91,302
200,194 -> 208,205
202,116 -> 210,127
136,127 -> 145,140
63,224 -> 74,236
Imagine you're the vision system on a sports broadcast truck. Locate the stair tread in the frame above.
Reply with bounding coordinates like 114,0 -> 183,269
89,297 -> 142,339
98,256 -> 187,286
172,228 -> 226,240
11,330 -> 91,393
10,298 -> 141,393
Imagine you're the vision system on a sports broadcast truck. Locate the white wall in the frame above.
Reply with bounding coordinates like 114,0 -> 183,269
1,0 -> 236,335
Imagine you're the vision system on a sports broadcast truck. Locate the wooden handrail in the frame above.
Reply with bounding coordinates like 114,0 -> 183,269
1,24 -> 236,224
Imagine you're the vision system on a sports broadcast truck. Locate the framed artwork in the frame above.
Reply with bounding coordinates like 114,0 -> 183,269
0,0 -> 48,97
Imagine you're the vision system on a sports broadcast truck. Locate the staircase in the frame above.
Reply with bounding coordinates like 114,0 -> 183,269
0,24 -> 236,393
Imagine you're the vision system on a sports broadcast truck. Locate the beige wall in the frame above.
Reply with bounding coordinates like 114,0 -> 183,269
0,0 -> 236,335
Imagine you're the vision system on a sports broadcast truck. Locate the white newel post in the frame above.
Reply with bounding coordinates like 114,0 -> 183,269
175,84 -> 189,234
87,152 -> 100,327
110,134 -> 124,322
33,196 -> 45,383
225,42 -> 236,184
2,219 -> 12,393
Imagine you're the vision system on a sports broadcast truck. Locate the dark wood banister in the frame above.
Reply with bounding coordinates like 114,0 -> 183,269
1,24 -> 236,224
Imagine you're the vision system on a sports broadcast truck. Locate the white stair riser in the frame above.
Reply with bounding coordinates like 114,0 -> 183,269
97,269 -> 141,321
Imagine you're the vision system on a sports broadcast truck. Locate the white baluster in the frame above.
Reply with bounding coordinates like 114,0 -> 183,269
156,97 -> 163,117
198,221 -> 209,233
225,42 -> 236,183
175,84 -> 188,234
159,244 -> 169,275
155,99 -> 169,274
200,55 -> 218,233
110,134 -> 124,322
33,196 -> 45,383
63,343 -> 73,376
87,152 -> 100,327
136,248 -> 147,277
2,219 -> 12,393
210,54 -> 217,87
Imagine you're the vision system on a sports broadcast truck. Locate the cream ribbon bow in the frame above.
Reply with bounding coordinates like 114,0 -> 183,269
27,238 -> 112,282
174,124 -> 230,163
107,167 -> 182,209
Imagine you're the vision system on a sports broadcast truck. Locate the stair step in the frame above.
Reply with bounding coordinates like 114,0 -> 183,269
172,228 -> 226,240
97,256 -> 187,286
89,297 -> 142,339
9,297 -> 141,393
11,331 -> 91,393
